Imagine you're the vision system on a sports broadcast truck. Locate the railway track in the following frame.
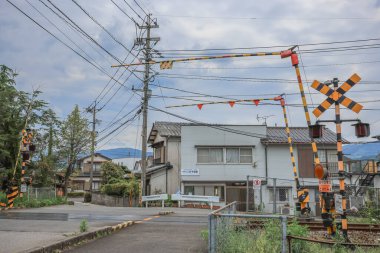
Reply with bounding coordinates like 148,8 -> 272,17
243,220 -> 380,232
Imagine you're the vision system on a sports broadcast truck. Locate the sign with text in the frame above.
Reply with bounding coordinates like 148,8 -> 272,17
141,194 -> 168,202
252,178 -> 262,190
20,184 -> 27,193
334,194 -> 343,214
181,168 -> 200,176
318,180 -> 332,193
171,194 -> 219,203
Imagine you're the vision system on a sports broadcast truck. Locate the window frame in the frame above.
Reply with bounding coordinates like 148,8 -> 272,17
197,146 -> 253,164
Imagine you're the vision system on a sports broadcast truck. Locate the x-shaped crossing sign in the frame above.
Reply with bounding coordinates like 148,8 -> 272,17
311,73 -> 363,117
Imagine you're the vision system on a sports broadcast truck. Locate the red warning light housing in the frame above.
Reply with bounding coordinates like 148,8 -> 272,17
291,53 -> 299,66
353,122 -> 370,138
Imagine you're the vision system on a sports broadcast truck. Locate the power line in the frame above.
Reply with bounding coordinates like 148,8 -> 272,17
110,0 -> 138,25
158,37 -> 380,52
6,0 -> 126,86
71,0 -> 138,58
134,0 -> 148,16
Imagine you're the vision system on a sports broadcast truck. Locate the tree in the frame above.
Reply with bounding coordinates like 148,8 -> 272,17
0,65 -> 47,181
101,162 -> 125,184
58,105 -> 91,193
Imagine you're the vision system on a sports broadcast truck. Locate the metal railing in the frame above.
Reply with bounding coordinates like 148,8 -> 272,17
208,201 -> 288,253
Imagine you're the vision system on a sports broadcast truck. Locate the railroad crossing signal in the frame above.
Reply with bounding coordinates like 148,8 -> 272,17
311,73 -> 363,117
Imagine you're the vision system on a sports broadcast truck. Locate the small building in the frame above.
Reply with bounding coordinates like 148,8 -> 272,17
72,148 -> 150,191
146,121 -> 342,215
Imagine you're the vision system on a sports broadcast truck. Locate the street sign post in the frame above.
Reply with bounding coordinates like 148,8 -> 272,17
252,179 -> 262,190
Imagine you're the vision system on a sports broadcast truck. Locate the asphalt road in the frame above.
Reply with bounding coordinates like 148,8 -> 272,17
0,200 -> 209,253
65,213 -> 208,253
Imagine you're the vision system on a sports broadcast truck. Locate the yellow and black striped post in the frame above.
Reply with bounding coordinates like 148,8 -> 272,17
278,97 -> 300,190
112,52 -> 282,69
332,78 -> 348,239
7,186 -> 19,208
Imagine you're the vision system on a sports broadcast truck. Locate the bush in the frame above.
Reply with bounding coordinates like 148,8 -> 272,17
67,192 -> 84,198
13,196 -> 67,208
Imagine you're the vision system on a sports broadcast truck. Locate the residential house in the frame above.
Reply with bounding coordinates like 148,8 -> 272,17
72,148 -> 149,191
72,153 -> 111,191
147,121 -> 343,215
343,138 -> 380,195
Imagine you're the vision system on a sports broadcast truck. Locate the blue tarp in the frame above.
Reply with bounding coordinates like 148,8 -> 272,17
343,141 -> 380,161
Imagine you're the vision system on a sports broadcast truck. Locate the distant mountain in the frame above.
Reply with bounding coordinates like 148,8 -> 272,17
96,148 -> 153,159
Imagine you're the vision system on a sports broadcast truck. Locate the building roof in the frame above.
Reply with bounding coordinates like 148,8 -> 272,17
262,127 -> 347,144
149,121 -> 344,145
148,121 -> 187,143
343,141 -> 380,161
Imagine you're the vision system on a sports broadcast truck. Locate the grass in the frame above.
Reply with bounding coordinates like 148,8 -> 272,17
201,219 -> 380,253
80,219 -> 88,233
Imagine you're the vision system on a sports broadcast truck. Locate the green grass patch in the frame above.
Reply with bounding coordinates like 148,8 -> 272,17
13,196 -> 67,208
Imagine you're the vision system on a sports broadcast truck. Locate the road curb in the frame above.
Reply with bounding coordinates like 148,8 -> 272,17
25,221 -> 134,253
158,210 -> 174,215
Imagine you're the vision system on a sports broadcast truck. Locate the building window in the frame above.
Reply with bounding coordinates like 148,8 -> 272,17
197,148 -> 223,163
184,186 -> 194,195
92,181 -> 100,190
269,188 -> 290,202
226,148 -> 252,164
184,185 -> 225,201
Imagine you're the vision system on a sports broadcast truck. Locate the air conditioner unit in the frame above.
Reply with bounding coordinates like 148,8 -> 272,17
280,206 -> 294,215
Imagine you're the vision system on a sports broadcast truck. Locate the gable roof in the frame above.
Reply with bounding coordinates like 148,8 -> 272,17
262,127 -> 347,144
148,121 -> 345,145
148,121 -> 187,143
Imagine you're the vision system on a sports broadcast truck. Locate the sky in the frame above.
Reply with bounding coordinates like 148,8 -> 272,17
1,0 -> 380,151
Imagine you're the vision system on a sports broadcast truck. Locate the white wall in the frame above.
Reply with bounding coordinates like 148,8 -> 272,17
112,157 -> 138,171
181,125 -> 267,182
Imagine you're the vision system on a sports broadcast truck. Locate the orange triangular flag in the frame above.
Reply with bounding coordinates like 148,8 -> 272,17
229,101 -> 235,107
197,104 -> 203,110
253,100 -> 260,106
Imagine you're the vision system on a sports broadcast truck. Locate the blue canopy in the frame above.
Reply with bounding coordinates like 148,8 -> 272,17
343,141 -> 380,161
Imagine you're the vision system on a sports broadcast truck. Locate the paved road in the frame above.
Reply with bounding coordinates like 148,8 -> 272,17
0,200 -> 209,253
65,212 -> 208,253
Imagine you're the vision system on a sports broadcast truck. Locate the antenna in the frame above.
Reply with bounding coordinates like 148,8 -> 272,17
256,114 -> 274,125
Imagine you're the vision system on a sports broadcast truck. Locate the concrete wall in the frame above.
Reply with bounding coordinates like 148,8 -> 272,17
167,137 -> 181,193
181,125 -> 267,182
150,169 -> 167,194
91,192 -> 139,207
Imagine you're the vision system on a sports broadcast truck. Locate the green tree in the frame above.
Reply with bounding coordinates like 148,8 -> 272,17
0,65 -> 47,180
58,105 -> 91,193
101,161 -> 125,184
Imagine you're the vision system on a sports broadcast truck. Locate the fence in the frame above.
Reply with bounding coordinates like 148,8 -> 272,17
26,187 -> 56,200
245,175 -> 380,218
208,201 -> 287,253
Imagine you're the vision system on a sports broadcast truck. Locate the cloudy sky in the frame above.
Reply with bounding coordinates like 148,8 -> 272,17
1,0 -> 380,150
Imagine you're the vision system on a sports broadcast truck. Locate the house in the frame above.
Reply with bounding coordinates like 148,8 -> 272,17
72,153 -> 111,191
147,121 -> 342,215
343,139 -> 380,194
72,148 -> 150,191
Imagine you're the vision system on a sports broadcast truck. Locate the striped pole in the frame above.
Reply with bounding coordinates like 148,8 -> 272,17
112,52 -> 282,68
279,98 -> 300,190
7,186 -> 18,208
333,78 -> 348,239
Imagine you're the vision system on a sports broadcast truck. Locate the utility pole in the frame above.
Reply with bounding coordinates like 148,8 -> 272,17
140,14 -> 159,197
88,101 -> 97,194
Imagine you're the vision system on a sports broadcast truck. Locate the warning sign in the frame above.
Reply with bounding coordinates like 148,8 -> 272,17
318,180 -> 332,193
252,179 -> 262,190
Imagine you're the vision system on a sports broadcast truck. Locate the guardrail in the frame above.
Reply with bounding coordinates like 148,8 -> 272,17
208,201 -> 287,253
141,194 -> 168,208
171,194 -> 220,209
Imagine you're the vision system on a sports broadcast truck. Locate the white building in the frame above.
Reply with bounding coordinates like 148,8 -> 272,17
147,121 -> 341,215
